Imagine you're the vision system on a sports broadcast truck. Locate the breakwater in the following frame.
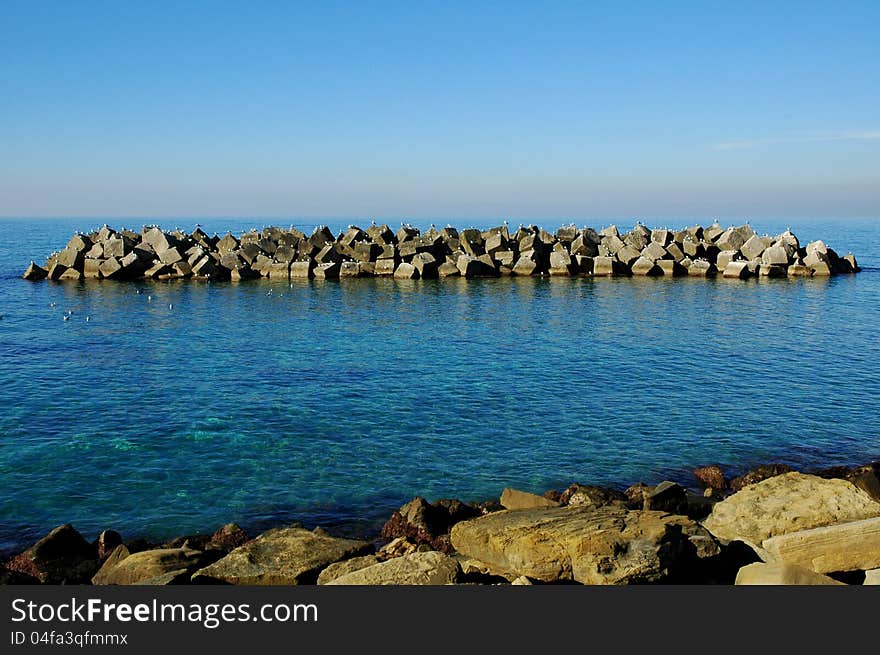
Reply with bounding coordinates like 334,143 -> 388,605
22,221 -> 860,282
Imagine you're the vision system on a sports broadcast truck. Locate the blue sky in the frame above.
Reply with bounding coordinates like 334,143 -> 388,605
1,1 -> 877,219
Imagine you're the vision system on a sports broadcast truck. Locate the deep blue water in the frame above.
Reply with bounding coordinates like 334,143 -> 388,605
0,217 -> 878,554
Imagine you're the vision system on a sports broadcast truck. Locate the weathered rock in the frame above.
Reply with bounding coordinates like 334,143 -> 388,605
450,506 -> 718,584
381,497 -> 481,554
694,465 -> 727,491
644,481 -> 688,514
326,551 -> 460,586
94,530 -> 123,561
734,562 -> 844,585
210,524 -> 249,551
702,472 -> 880,546
437,261 -> 461,277
865,568 -> 880,585
93,546 -> 213,585
22,261 -> 48,280
316,555 -> 381,585
4,524 -> 98,584
559,484 -> 627,508
500,488 -> 560,510
0,566 -> 39,584
761,517 -> 880,574
816,462 -> 880,502
378,536 -> 419,559
730,463 -> 793,491
190,526 -> 372,585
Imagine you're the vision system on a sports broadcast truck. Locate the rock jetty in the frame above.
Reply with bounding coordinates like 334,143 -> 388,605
3,460 -> 879,586
22,221 -> 861,282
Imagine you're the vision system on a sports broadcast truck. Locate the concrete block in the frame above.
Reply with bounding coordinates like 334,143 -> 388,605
715,228 -> 745,252
393,262 -> 419,279
158,247 -> 183,266
641,241 -> 668,260
723,261 -> 750,278
268,261 -> 291,279
716,250 -> 738,271
616,245 -> 641,266
761,245 -> 789,266
592,256 -> 615,276
651,229 -> 671,246
373,259 -> 396,276
313,261 -> 341,279
665,242 -> 686,262
339,261 -> 362,277
740,235 -> 766,260
548,250 -> 574,275
22,262 -> 49,281
687,259 -> 715,276
657,260 -> 686,276
412,252 -> 439,278
573,255 -> 594,274
290,260 -> 314,279
631,256 -> 661,276
437,262 -> 461,277
759,264 -> 786,277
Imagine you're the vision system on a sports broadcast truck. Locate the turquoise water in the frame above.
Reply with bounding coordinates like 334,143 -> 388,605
1,217 -> 878,553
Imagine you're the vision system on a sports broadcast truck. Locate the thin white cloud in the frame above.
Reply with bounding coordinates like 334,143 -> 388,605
713,130 -> 880,151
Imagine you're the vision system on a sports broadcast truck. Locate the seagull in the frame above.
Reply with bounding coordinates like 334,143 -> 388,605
63,315 -> 70,321
49,302 -> 57,308
85,316 -> 90,322
147,295 -> 152,301
169,303 -> 173,310
136,289 -> 141,294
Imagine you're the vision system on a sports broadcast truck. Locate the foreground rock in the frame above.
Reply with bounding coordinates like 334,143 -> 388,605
316,555 -> 381,585
93,546 -> 215,585
734,562 -> 844,585
761,517 -> 880,573
326,551 -> 460,585
190,526 -> 372,585
381,497 -> 482,554
450,506 -> 719,584
702,473 -> 880,546
500,487 -> 560,510
4,524 -> 99,584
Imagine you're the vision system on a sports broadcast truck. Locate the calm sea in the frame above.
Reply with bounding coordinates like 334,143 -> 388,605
0,217 -> 878,553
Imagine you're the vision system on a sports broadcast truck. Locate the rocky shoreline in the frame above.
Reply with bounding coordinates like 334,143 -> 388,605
3,460 -> 879,585
23,221 -> 860,282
